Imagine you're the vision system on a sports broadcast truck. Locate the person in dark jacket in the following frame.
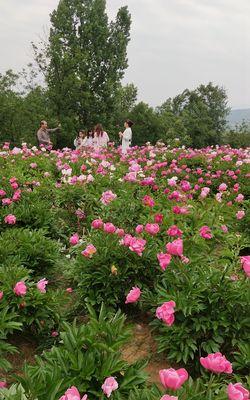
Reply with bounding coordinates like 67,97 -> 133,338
36,120 -> 60,147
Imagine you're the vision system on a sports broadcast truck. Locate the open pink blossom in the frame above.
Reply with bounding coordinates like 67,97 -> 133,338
227,383 -> 249,400
128,237 -> 146,256
157,253 -> 172,271
236,210 -> 245,220
0,291 -> 3,300
125,287 -> 141,304
37,278 -> 48,293
160,396 -> 178,400
240,256 -> 250,277
102,377 -> 118,398
103,222 -> 116,234
200,352 -> 233,374
166,238 -> 183,257
13,281 -> 27,297
167,225 -> 183,237
91,219 -> 103,229
69,233 -> 79,246
218,183 -> 227,192
0,381 -> 7,388
145,223 -> 160,235
156,301 -> 176,326
59,386 -> 87,400
159,368 -> 188,390
135,224 -> 144,234
199,226 -> 212,239
4,214 -> 16,224
100,190 -> 117,205
142,195 -> 155,207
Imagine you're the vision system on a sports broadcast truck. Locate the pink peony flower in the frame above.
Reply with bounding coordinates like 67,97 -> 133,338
91,219 -> 103,229
240,256 -> 250,277
199,226 -> 212,239
219,183 -> 227,192
59,386 -> 87,400
0,189 -> 7,197
66,287 -> 73,293
103,222 -> 116,234
100,190 -> 117,205
51,331 -> 59,337
13,281 -> 27,297
200,187 -> 210,199
135,224 -> 144,234
159,368 -> 189,390
128,237 -> 146,256
200,352 -> 233,374
81,244 -> 97,258
236,211 -> 245,220
154,213 -> 164,224
160,396 -> 178,400
0,291 -> 3,300
221,225 -> 228,233
166,238 -> 183,257
235,194 -> 244,203
101,377 -> 119,398
145,223 -> 160,236
167,225 -> 183,237
115,228 -> 125,237
142,195 -> 155,207
69,233 -> 79,246
37,278 -> 48,293
157,253 -> 172,271
227,383 -> 249,400
156,301 -> 176,326
125,287 -> 141,304
0,381 -> 7,388
4,214 -> 16,224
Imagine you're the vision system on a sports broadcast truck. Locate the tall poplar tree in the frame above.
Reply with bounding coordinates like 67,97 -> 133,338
33,0 -> 131,144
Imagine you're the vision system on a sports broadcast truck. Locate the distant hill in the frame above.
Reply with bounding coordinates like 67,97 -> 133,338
227,108 -> 250,127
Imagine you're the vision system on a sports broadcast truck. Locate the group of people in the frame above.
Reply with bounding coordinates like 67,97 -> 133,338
37,120 -> 133,154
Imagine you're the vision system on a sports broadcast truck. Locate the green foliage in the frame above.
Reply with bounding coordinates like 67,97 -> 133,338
0,307 -> 22,372
16,306 -> 148,400
222,121 -> 250,148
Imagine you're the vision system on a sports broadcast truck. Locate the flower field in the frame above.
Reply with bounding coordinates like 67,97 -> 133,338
0,142 -> 249,400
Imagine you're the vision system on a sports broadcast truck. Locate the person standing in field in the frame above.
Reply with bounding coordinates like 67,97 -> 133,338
74,130 -> 87,150
119,119 -> 133,154
86,130 -> 94,147
93,124 -> 109,149
37,120 -> 60,148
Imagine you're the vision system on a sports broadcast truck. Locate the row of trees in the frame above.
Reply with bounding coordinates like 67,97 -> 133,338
0,0 -> 249,148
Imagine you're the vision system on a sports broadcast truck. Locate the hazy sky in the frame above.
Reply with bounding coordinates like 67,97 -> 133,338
0,0 -> 249,109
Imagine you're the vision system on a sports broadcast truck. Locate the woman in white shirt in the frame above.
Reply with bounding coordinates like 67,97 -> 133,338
119,120 -> 133,154
86,130 -> 94,147
74,131 -> 87,150
93,124 -> 109,149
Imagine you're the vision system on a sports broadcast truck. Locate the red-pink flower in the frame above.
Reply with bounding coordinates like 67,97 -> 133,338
159,368 -> 189,390
240,256 -> 250,277
81,244 -> 97,258
37,278 -> 48,293
101,377 -> 118,398
115,228 -> 125,237
100,190 -> 117,205
59,386 -> 87,400
128,237 -> 146,256
157,253 -> 172,271
13,281 -> 27,297
166,238 -> 183,257
156,301 -> 176,326
221,225 -> 228,233
69,233 -> 79,246
125,287 -> 141,304
51,331 -> 59,337
154,213 -> 164,223
219,183 -> 227,192
135,224 -> 144,234
103,222 -> 116,234
0,291 -> 3,300
142,195 -> 155,207
4,214 -> 16,224
167,225 -> 183,237
145,223 -> 160,235
91,219 -> 103,229
0,381 -> 7,388
66,287 -> 73,293
200,352 -> 233,374
199,226 -> 212,239
227,383 -> 249,400
160,396 -> 178,400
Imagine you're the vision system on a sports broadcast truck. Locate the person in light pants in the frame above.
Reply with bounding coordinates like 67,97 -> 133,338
119,119 -> 133,154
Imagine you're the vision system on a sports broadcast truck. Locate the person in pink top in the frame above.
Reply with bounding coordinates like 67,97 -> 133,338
93,124 -> 109,149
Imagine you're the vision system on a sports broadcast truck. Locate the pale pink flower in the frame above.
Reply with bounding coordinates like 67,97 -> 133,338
199,226 -> 212,239
100,190 -> 117,205
200,352 -> 233,374
59,386 -> 87,400
91,219 -> 103,229
13,281 -> 27,297
240,256 -> 250,277
128,237 -> 146,256
221,225 -> 228,233
102,377 -> 118,398
156,301 -> 176,326
160,396 -> 178,400
166,238 -> 183,257
125,287 -> 141,304
236,211 -> 245,220
103,223 -> 116,234
66,288 -> 73,293
37,278 -> 48,293
145,223 -> 160,236
235,194 -> 244,203
218,183 -> 227,191
81,244 -> 97,258
2,198 -> 12,206
4,214 -> 16,224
